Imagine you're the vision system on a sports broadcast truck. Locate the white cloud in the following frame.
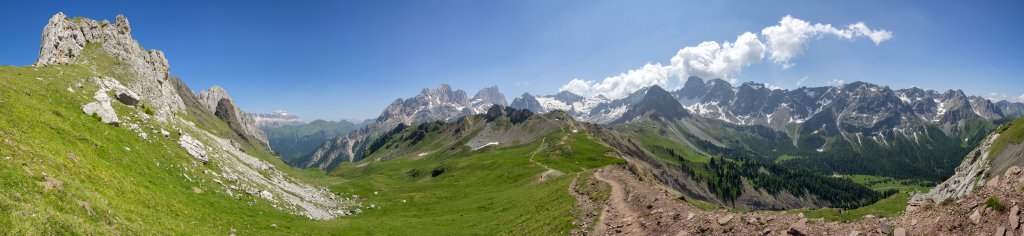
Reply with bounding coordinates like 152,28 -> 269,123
761,15 -> 892,68
559,32 -> 765,98
828,79 -> 846,86
559,79 -> 594,95
579,63 -> 674,99
986,92 -> 1024,102
560,15 -> 891,99
795,76 -> 809,86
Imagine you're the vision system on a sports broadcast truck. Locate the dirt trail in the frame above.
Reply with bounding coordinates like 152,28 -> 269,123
591,168 -> 643,235
530,138 -> 564,182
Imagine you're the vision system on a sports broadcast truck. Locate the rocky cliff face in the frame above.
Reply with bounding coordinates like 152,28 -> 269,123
928,121 -> 1024,202
35,12 -> 185,121
198,86 -> 269,145
926,132 -> 1002,202
999,101 -> 1024,118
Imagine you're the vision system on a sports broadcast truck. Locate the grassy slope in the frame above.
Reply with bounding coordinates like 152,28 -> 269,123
324,130 -> 622,234
990,118 -> 1024,157
0,64 -> 350,234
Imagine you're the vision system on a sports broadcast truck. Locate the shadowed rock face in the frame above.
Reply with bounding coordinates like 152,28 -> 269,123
35,12 -> 185,120
215,99 -> 245,140
198,86 -> 269,145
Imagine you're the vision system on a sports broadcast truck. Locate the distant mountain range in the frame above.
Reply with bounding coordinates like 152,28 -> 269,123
292,78 -> 1024,171
297,84 -> 508,169
514,76 -> 1022,135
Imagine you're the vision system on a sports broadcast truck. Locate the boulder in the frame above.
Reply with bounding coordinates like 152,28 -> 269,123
82,90 -> 119,125
997,227 -> 1006,236
894,227 -> 906,236
848,231 -> 862,236
717,214 -> 734,225
114,89 -> 140,106
971,209 -> 982,225
879,222 -> 892,234
1011,205 -> 1020,230
788,219 -> 809,236
1009,166 -> 1022,177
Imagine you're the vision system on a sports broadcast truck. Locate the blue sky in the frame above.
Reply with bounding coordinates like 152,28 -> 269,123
1,1 -> 1022,121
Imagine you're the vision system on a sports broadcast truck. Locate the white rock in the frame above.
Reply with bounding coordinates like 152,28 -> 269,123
178,135 -> 209,163
82,90 -> 119,125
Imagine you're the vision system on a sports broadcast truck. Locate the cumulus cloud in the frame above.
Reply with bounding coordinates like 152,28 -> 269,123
559,79 -> 594,95
559,32 -> 765,99
828,79 -> 846,86
559,15 -> 891,99
761,15 -> 892,68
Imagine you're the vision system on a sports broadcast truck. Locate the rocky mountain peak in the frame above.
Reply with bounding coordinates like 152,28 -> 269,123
510,93 -> 545,113
415,84 -> 469,105
613,85 -> 689,124
35,13 -> 185,120
472,86 -> 507,106
553,91 -> 584,104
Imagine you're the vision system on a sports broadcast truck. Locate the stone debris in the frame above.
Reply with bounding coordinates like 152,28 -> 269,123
178,134 -> 209,164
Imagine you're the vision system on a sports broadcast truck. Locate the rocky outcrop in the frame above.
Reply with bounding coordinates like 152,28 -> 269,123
926,132 -> 1001,202
35,13 -> 185,120
198,86 -> 268,145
